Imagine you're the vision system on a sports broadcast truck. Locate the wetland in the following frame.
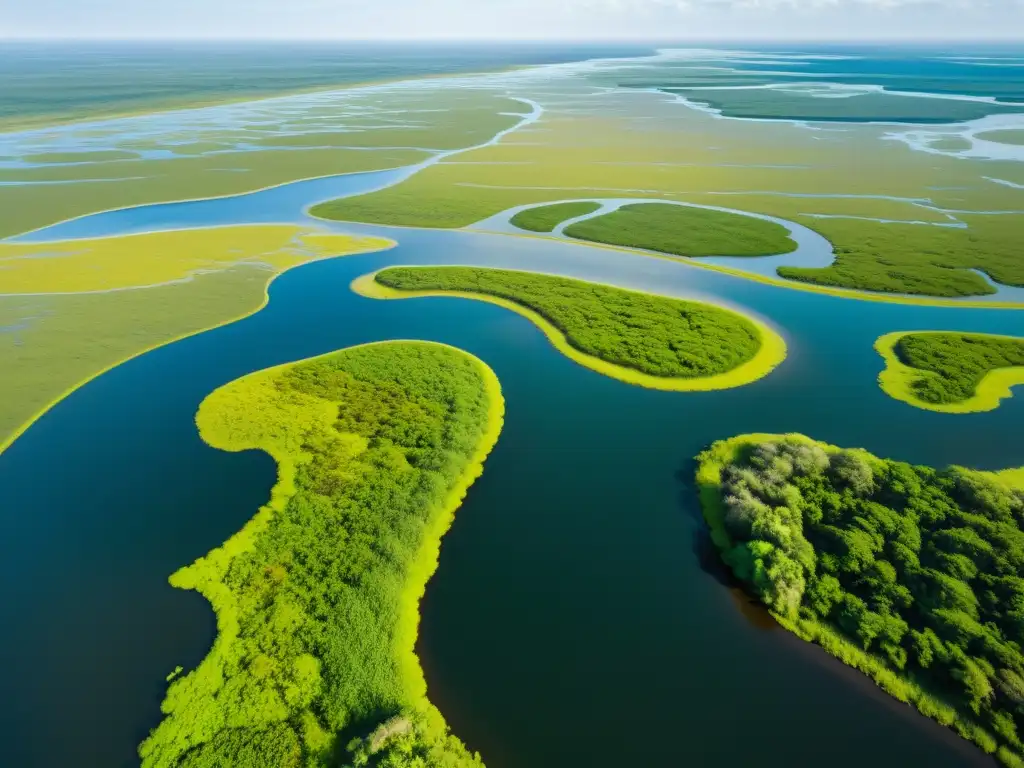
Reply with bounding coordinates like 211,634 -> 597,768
2,41 -> 1024,768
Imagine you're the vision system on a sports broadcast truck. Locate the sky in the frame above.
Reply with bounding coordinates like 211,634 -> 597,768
3,0 -> 1023,41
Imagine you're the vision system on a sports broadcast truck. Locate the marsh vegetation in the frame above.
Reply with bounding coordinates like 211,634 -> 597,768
373,266 -> 766,380
508,201 -> 600,232
562,202 -> 797,257
894,333 -> 1024,405
875,332 -> 1024,414
0,226 -> 389,455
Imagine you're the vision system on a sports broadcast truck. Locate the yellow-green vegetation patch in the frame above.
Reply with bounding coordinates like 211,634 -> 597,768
697,433 -> 1024,765
562,202 -> 797,257
0,267 -> 264,455
0,225 -> 384,293
876,331 -> 1024,414
354,266 -> 786,391
978,130 -> 1024,147
139,341 -> 502,768
508,201 -> 601,232
0,226 -> 391,456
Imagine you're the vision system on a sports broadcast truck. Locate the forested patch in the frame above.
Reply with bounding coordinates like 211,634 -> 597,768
896,332 -> 1024,405
698,434 -> 1024,766
140,341 -> 502,768
562,202 -> 797,257
375,266 -> 763,379
509,201 -> 601,232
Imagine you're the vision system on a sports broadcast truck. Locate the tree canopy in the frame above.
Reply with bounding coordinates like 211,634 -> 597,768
698,434 -> 1024,766
140,341 -> 502,768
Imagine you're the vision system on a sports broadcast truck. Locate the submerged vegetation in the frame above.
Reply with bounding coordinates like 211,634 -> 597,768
562,202 -> 797,257
697,434 -> 1024,765
876,332 -> 1024,414
358,265 -> 786,390
140,341 -> 503,768
508,201 -> 600,232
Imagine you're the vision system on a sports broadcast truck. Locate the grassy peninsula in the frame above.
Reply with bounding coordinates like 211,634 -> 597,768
876,331 -> 1024,413
562,202 -> 797,257
508,201 -> 600,232
140,341 -> 503,768
697,433 -> 1024,766
0,226 -> 391,456
354,266 -> 786,391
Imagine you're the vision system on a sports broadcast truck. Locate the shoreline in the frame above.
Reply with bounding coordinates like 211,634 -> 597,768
149,339 -> 504,764
5,161 -> 424,243
350,267 -> 788,393
696,433 -> 1022,767
875,330 -> 1024,414
0,235 -> 396,458
469,228 -> 1024,310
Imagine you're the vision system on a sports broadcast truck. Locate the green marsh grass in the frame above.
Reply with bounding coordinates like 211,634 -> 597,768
876,331 -> 1024,413
356,266 -> 786,391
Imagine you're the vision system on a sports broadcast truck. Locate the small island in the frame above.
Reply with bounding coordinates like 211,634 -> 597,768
353,265 -> 787,391
509,201 -> 600,232
139,341 -> 502,768
876,331 -> 1024,413
562,202 -> 798,257
697,433 -> 1024,766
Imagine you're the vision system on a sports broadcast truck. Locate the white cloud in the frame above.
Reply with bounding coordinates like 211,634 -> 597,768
3,0 -> 1023,39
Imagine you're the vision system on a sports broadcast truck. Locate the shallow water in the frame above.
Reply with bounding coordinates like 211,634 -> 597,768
1,210 -> 1023,765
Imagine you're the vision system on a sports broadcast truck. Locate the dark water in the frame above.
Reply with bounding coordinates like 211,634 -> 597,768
1,222 -> 1022,766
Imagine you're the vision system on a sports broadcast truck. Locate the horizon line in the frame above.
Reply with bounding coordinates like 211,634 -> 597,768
2,35 -> 1024,43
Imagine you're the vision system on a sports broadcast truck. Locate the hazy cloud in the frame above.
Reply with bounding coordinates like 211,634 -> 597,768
3,0 -> 1022,39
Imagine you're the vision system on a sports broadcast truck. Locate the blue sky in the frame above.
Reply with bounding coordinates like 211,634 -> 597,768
3,0 -> 1023,41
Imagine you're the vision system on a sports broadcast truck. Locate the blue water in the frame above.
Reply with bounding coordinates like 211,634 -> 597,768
11,167 -> 416,241
727,44 -> 1024,102
2,198 -> 1023,766
2,41 -> 1024,768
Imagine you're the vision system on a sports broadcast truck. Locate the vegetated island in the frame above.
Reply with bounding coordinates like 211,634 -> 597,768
876,331 -> 1024,414
508,201 -> 601,232
697,433 -> 1024,766
562,202 -> 798,257
139,341 -> 503,768
352,266 -> 786,391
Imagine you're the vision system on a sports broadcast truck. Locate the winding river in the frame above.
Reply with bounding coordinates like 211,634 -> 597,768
1,165 -> 1023,767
